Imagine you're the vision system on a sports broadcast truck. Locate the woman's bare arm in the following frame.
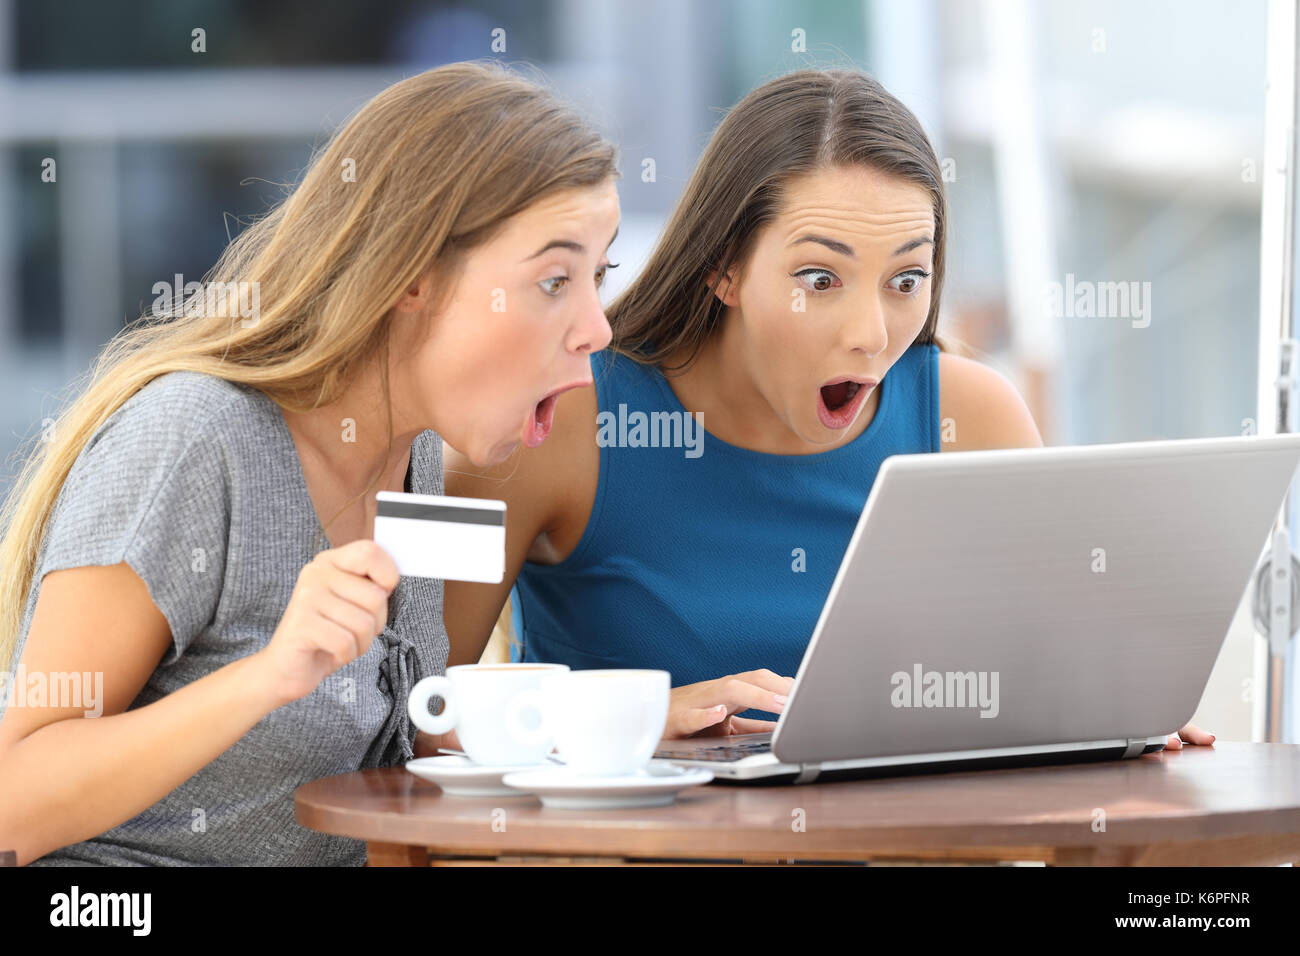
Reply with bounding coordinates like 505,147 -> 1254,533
936,351 -> 1044,451
441,381 -> 793,738
0,537 -> 397,865
0,563 -> 287,865
442,384 -> 599,666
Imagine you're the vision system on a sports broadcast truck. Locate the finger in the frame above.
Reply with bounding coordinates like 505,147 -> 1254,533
352,624 -> 380,659
666,704 -> 728,739
717,678 -> 788,716
418,728 -> 463,755
329,540 -> 400,592
1178,723 -> 1216,746
736,669 -> 796,695
728,717 -> 779,735
315,594 -> 375,653
316,617 -> 362,671
683,713 -> 738,738
322,571 -> 390,635
1165,733 -> 1183,750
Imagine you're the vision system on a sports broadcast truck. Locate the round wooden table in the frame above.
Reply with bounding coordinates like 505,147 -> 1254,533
294,741 -> 1300,866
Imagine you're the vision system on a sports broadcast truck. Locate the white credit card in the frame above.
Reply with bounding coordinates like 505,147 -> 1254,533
373,491 -> 506,583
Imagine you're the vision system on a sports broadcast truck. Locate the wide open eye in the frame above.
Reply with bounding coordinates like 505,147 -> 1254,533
792,268 -> 841,293
595,261 -> 620,288
886,269 -> 932,296
539,276 -> 569,296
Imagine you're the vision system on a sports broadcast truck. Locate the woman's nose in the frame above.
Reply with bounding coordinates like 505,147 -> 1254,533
569,289 -> 612,354
844,297 -> 889,355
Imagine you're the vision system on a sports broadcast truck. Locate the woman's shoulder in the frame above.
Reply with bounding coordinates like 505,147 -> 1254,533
63,372 -> 282,501
92,371 -> 273,453
935,348 -> 1043,451
34,372 -> 279,664
121,370 -> 269,426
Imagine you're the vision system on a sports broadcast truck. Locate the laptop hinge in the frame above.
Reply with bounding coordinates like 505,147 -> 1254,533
1122,738 -> 1147,758
793,763 -> 822,784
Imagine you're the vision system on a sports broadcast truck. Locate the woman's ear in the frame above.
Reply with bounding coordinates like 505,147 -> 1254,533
705,266 -> 741,307
394,271 -> 438,315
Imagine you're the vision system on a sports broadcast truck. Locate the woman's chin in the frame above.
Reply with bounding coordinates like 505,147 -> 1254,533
475,437 -> 520,468
448,421 -> 525,469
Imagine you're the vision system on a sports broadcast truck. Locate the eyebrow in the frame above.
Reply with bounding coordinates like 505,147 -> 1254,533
788,234 -> 856,258
524,225 -> 620,262
893,236 -> 934,256
786,234 -> 935,258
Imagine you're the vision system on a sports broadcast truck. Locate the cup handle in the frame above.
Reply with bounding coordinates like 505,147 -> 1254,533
505,688 -> 548,747
408,676 -> 456,735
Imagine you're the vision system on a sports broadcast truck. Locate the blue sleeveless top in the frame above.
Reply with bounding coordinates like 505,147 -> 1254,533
511,342 -> 941,717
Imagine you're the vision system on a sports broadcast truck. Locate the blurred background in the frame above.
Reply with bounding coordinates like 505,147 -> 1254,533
0,0 -> 1287,740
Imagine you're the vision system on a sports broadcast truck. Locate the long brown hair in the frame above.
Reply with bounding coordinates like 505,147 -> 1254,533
607,67 -> 967,367
0,60 -> 617,670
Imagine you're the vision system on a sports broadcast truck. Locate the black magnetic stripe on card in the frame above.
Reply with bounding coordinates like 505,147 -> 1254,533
376,500 -> 505,525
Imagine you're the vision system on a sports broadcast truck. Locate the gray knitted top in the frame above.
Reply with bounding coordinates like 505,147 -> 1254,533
10,371 -> 449,865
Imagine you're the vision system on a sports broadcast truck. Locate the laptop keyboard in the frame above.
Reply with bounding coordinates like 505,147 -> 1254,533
655,738 -> 774,762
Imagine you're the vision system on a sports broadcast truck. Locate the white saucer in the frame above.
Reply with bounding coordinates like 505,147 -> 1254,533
501,760 -> 714,809
405,756 -> 546,797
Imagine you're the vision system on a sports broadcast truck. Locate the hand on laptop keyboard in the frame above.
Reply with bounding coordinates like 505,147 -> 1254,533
663,669 -> 793,738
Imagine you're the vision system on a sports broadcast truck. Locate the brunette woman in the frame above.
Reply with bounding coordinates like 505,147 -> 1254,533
443,68 -> 1212,752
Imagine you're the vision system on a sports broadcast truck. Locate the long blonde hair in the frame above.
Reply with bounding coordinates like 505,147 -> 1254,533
0,61 -> 617,670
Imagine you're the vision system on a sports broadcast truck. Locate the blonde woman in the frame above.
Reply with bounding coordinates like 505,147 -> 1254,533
0,61 -> 620,865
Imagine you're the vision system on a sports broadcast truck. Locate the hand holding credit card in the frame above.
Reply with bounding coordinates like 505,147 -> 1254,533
373,491 -> 506,583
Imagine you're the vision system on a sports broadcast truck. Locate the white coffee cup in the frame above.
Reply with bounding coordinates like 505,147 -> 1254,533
407,663 -> 570,767
509,669 -> 670,777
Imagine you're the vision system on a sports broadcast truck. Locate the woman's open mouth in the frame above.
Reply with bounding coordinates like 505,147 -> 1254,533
817,377 -> 877,430
523,393 -> 559,448
522,379 -> 589,448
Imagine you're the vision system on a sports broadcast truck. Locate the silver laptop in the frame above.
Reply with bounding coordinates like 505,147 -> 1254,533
655,434 -> 1300,783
